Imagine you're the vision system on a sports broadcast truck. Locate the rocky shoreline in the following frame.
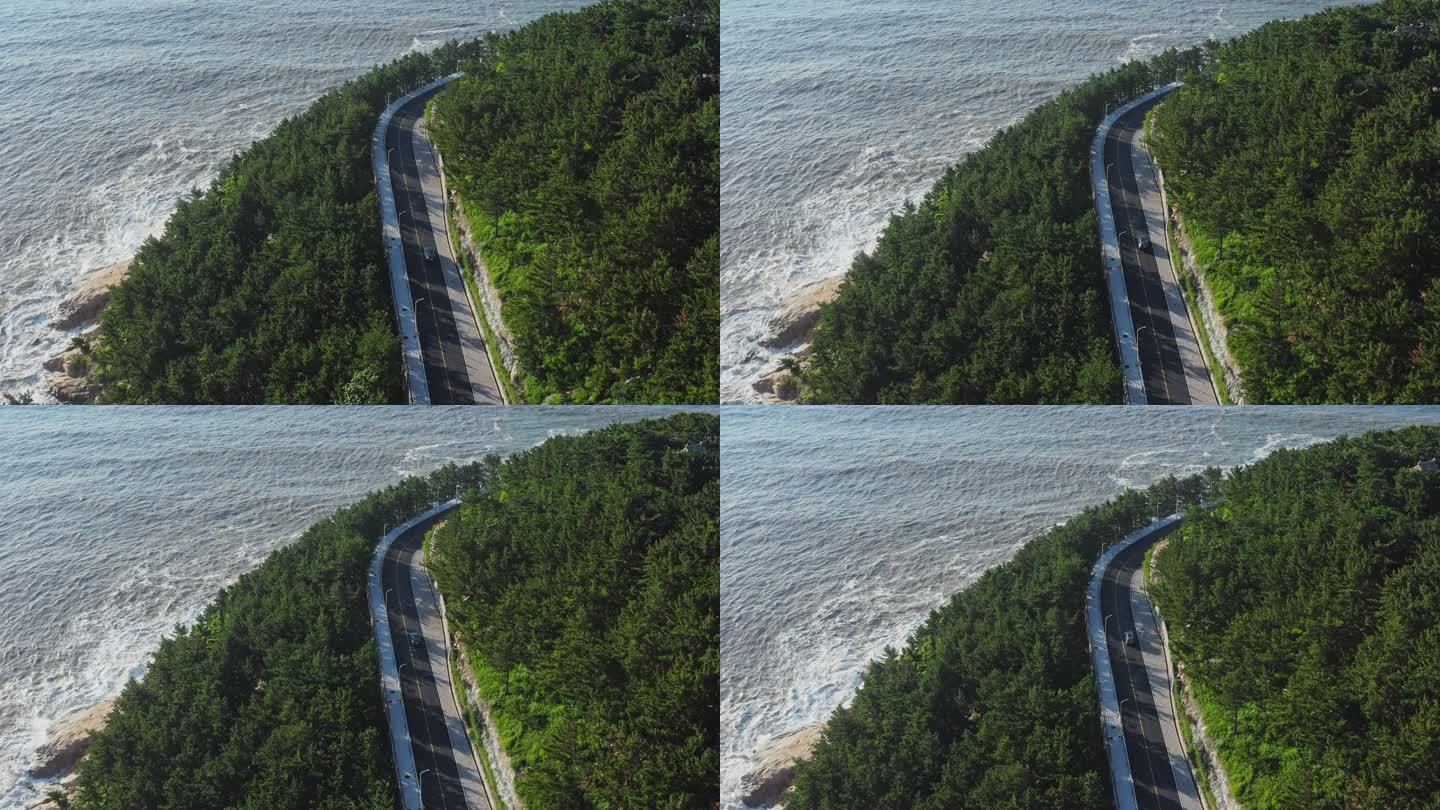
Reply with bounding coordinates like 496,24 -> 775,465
39,260 -> 130,404
737,723 -> 823,807
750,275 -> 844,403
21,697 -> 117,809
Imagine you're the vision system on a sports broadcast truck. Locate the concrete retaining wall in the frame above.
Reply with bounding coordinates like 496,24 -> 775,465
426,509 -> 524,809
1091,83 -> 1182,405
372,74 -> 460,405
367,498 -> 462,810
447,192 -> 523,390
1168,212 -> 1248,403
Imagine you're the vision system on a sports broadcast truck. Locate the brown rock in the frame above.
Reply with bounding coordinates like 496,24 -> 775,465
53,262 -> 130,330
24,772 -> 79,809
43,344 -> 93,377
29,699 -> 116,779
64,352 -> 93,378
752,345 -> 810,403
740,723 -> 824,807
41,351 -> 68,373
752,366 -> 799,402
761,276 -> 844,349
47,375 -> 102,405
43,324 -> 97,374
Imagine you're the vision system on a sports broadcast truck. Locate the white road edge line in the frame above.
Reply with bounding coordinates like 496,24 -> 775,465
410,531 -> 494,809
1114,121 -> 1174,405
1138,131 -> 1220,405
1112,546 -> 1163,807
417,125 -> 500,404
1131,564 -> 1204,808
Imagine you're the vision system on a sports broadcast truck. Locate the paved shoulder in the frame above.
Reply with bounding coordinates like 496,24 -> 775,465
408,540 -> 493,808
411,118 -> 504,404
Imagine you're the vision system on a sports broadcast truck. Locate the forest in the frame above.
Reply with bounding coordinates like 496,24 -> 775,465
426,412 -> 719,807
67,414 -> 718,808
1151,426 -> 1440,807
71,462 -> 491,807
792,46 -> 1208,404
1149,1 -> 1440,403
785,472 -> 1220,807
428,0 -> 719,404
93,42 -> 482,403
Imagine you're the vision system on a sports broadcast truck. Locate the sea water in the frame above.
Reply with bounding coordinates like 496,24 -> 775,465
720,0 -> 1371,401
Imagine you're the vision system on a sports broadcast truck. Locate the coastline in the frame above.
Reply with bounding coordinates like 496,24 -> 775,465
746,275 -> 844,404
736,723 -> 824,808
34,260 -> 131,404
17,697 -> 118,809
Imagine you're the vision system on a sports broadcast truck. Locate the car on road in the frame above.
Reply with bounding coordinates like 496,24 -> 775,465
1123,630 -> 1137,648
409,632 -> 425,651
423,247 -> 436,262
1136,235 -> 1150,252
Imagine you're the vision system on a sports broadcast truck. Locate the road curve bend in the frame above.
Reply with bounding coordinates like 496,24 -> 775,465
1088,514 -> 1203,810
369,500 -> 495,810
374,76 -> 504,405
1092,84 -> 1217,405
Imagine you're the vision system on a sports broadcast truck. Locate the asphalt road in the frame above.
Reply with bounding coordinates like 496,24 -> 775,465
1099,523 -> 1201,810
382,520 -> 478,810
385,91 -> 500,405
1104,99 -> 1216,405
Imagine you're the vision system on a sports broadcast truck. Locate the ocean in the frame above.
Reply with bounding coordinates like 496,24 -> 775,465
0,405 -> 703,807
719,405 -> 1440,808
719,0 -> 1370,402
0,0 -> 584,401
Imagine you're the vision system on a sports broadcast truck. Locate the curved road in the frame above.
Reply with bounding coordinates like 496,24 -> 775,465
379,509 -> 494,810
385,89 -> 503,405
1104,97 -> 1217,405
1098,520 -> 1203,810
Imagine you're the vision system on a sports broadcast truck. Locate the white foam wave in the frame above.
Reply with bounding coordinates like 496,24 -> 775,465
720,140 -> 963,402
1250,432 -> 1328,462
